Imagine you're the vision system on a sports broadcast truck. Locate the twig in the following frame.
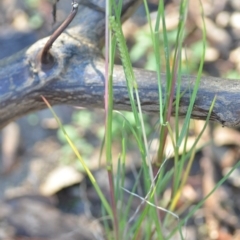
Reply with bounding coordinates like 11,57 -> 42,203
40,1 -> 79,67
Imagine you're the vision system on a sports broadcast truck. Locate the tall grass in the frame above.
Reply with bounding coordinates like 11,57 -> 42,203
45,0 -> 240,239
103,0 -> 238,239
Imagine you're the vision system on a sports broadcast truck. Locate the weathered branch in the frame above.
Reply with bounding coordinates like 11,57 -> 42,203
0,0 -> 240,129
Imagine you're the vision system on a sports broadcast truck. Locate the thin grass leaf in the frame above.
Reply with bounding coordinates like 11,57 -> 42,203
41,96 -> 113,218
177,0 -> 206,147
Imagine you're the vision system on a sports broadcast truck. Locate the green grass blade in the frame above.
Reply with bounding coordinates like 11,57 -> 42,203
41,96 -> 112,218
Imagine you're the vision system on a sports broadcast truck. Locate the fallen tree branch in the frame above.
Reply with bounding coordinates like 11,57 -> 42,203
0,0 -> 240,129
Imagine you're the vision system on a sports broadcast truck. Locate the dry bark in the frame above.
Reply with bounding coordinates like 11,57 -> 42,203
0,0 -> 240,129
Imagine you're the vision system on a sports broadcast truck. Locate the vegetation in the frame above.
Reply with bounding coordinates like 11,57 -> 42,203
45,0 -> 240,239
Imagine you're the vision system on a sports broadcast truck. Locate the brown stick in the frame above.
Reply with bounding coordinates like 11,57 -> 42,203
40,2 -> 79,66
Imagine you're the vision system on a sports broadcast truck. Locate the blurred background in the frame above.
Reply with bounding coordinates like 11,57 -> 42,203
0,0 -> 240,239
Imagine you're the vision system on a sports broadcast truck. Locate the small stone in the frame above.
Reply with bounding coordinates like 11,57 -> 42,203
198,18 -> 231,49
215,11 -> 230,28
205,47 -> 219,62
223,167 -> 240,187
229,47 -> 240,63
12,10 -> 29,31
230,12 -> 240,30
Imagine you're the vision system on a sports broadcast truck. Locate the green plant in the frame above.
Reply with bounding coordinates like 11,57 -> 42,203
46,0 -> 240,239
